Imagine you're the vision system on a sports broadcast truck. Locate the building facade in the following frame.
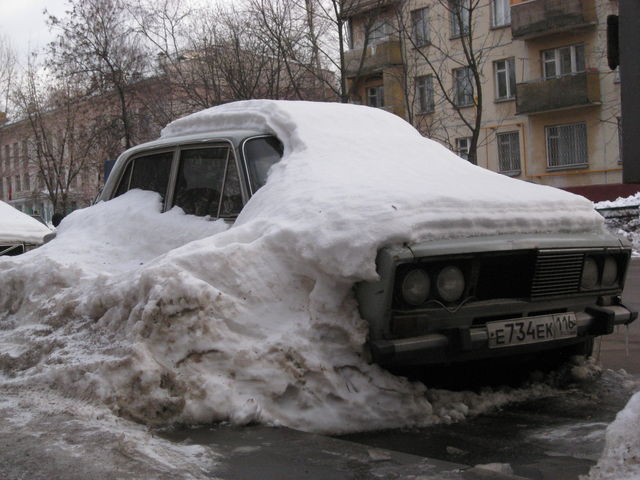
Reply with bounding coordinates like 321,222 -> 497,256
345,0 -> 622,189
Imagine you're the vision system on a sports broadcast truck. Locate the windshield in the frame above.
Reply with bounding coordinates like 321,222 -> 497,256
243,136 -> 284,193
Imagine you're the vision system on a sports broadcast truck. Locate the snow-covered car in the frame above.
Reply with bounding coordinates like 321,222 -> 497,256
0,201 -> 53,256
97,100 -> 636,368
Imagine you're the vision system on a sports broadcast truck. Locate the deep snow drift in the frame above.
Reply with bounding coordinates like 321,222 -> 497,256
0,101 -> 610,435
0,200 -> 51,244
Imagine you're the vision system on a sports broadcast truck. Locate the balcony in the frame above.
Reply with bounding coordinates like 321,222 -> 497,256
342,0 -> 399,18
515,71 -> 600,115
344,39 -> 403,78
511,0 -> 596,40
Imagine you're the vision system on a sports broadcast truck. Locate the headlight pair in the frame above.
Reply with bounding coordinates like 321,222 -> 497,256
581,255 -> 619,290
401,265 -> 465,306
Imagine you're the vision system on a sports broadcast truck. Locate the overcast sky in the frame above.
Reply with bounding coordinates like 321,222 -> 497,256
0,0 -> 68,61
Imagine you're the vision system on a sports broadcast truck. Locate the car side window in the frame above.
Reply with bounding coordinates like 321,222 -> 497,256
114,151 -> 173,200
173,147 -> 227,217
243,136 -> 284,193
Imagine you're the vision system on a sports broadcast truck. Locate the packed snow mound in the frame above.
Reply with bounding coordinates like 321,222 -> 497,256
0,200 -> 51,244
586,391 -> 640,480
163,100 -> 605,279
595,192 -> 640,209
0,100 -> 609,434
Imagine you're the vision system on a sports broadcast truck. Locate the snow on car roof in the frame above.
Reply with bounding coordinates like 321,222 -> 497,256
164,99 -> 604,279
0,200 -> 51,244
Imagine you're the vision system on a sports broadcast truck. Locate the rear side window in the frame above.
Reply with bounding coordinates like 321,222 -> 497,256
173,146 -> 243,218
114,151 -> 173,200
243,136 -> 284,193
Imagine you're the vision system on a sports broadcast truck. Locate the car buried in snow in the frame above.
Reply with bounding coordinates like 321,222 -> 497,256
97,113 -> 637,368
0,201 -> 53,257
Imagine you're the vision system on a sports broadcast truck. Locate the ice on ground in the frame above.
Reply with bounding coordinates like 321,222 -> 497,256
0,388 -> 218,479
0,100 -> 610,434
0,200 -> 52,244
585,391 -> 640,480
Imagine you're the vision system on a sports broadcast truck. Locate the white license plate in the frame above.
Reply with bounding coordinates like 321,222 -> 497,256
487,312 -> 578,349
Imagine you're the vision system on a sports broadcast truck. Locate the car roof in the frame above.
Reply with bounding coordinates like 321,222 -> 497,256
122,128 -> 269,157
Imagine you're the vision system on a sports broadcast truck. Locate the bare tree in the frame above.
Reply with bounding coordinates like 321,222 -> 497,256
14,64 -> 106,214
0,35 -> 17,120
397,0 -> 508,164
46,0 -> 149,149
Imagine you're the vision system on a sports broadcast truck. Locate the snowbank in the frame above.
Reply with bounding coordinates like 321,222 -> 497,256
0,101 -> 608,433
585,391 -> 640,480
595,193 -> 640,255
0,200 -> 51,244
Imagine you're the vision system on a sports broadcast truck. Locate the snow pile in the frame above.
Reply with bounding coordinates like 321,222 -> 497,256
595,194 -> 640,254
585,391 -> 640,480
0,100 -> 608,433
595,192 -> 640,210
0,200 -> 51,244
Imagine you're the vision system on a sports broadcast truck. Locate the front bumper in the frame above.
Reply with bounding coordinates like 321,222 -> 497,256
371,304 -> 637,366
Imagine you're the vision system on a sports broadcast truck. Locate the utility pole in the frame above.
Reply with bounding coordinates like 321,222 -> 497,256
619,1 -> 640,184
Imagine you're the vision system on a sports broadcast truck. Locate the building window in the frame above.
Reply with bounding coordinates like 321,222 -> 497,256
497,132 -> 521,173
450,0 -> 470,37
454,67 -> 474,107
494,58 -> 516,100
368,18 -> 389,46
15,174 -> 21,192
416,75 -> 434,113
542,44 -> 585,79
0,178 -> 3,199
491,0 -> 511,28
367,85 -> 384,108
456,137 -> 471,160
24,173 -> 30,192
411,8 -> 430,46
546,122 -> 587,169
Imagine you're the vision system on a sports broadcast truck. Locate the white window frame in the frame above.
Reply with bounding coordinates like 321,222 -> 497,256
497,131 -> 521,173
454,67 -> 474,107
449,0 -> 470,37
367,85 -> 384,108
411,8 -> 430,46
494,58 -> 516,101
546,122 -> 588,169
456,137 -> 471,160
542,44 -> 585,80
416,75 -> 434,113
491,0 -> 511,28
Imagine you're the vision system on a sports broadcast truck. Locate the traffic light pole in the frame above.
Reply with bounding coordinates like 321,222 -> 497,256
620,1 -> 640,183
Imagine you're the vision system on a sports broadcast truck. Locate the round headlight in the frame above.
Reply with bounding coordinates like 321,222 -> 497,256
402,269 -> 430,306
581,257 -> 599,290
602,256 -> 618,287
436,266 -> 465,303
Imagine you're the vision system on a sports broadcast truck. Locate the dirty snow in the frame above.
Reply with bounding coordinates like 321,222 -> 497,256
0,200 -> 52,244
0,100 -> 612,439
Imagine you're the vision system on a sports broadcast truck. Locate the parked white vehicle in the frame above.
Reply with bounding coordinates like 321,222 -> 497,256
0,201 -> 53,256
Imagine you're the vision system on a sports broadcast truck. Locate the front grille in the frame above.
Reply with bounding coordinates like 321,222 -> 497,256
391,247 -> 628,311
531,251 -> 584,298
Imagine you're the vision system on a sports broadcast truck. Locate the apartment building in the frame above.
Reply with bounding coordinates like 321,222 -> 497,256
344,0 -> 622,190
